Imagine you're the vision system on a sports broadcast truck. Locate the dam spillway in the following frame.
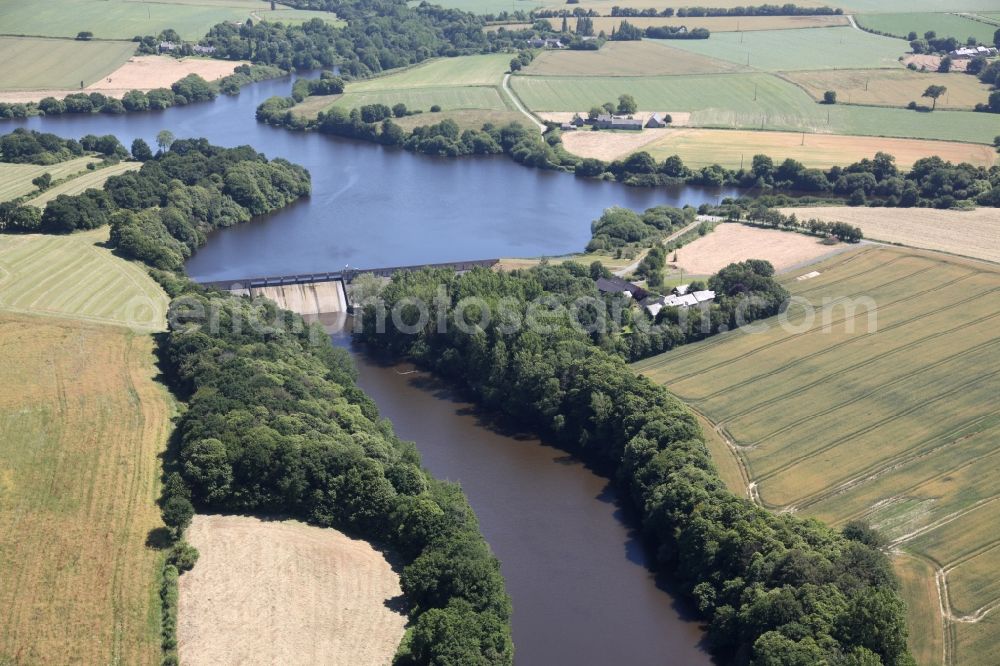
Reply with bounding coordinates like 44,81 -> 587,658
249,280 -> 348,317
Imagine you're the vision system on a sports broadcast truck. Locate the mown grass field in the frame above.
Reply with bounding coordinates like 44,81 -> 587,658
300,54 -> 517,119
634,246 -> 1000,665
656,27 -> 905,71
856,12 -> 999,43
0,228 -> 168,330
0,36 -> 137,91
0,0 -> 261,40
25,162 -> 142,208
522,40 -> 746,77
781,206 -> 1000,264
783,68 -> 994,110
0,156 -> 103,202
511,71 -> 1000,143
534,0 -> 829,12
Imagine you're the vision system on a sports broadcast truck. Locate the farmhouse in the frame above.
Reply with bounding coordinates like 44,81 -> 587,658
594,114 -> 643,130
560,122 -> 577,131
529,38 -> 565,49
646,113 -> 669,128
595,276 -> 648,300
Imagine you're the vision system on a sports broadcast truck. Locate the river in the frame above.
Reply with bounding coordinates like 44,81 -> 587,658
12,74 -> 728,664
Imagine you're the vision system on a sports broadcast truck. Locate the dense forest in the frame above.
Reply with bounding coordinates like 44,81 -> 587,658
160,281 -> 512,664
0,137 -> 311,271
358,263 -> 913,665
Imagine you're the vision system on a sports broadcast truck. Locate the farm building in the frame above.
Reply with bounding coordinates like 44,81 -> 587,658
596,276 -> 648,300
643,289 -> 715,317
646,113 -> 670,128
594,114 -> 643,130
560,123 -> 578,131
571,113 -> 585,127
949,45 -> 998,58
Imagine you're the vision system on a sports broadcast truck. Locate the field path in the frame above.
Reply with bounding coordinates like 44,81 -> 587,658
502,73 -> 545,132
613,217 -> 711,277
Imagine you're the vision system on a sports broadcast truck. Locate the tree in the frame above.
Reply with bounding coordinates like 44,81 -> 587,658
588,106 -> 602,120
131,138 -> 153,162
823,90 -> 837,104
922,85 -> 946,110
937,55 -> 952,73
31,173 -> 52,191
561,16 -> 568,32
509,58 -> 521,72
162,495 -> 194,536
994,27 -> 1000,49
156,130 -> 175,152
617,94 -> 637,115
989,90 -> 1000,113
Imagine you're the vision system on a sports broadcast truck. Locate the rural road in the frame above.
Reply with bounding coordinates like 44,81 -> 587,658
613,216 -> 720,277
502,73 -> 546,132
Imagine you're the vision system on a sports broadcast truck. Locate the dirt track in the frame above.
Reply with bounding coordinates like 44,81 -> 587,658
179,515 -> 407,666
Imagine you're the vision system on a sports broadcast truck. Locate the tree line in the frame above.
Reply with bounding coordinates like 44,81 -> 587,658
358,263 -> 911,665
0,66 -> 283,121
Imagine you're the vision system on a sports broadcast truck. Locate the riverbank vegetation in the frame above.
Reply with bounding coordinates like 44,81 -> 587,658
161,283 -> 513,664
0,65 -> 284,121
359,262 -> 913,665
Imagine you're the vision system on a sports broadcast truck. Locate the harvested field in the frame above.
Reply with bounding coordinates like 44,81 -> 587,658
0,55 -> 247,104
646,128 -> 994,168
0,228 -> 169,330
561,126 -> 996,168
894,554 -> 945,666
783,68 -> 993,110
0,156 -> 101,202
0,311 -> 171,664
669,223 -> 846,275
634,246 -> 1000,665
521,40 -> 746,77
26,162 -> 142,207
179,514 -> 407,666
901,53 -> 971,73
392,109 -> 526,131
0,36 -> 137,92
781,206 -> 1000,264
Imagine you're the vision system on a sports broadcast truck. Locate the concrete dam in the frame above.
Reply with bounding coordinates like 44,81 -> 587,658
249,281 -> 348,318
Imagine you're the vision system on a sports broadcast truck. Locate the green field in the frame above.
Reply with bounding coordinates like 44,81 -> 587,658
0,157 -> 105,202
857,12 -> 1000,43
0,228 -> 168,330
0,36 -> 137,91
522,40 -> 746,77
302,54 -> 520,118
408,0 -> 542,14
0,0 -> 262,40
511,71 -> 1000,143
256,8 -> 344,26
654,27 -> 906,71
635,246 -> 1000,665
25,162 -> 142,208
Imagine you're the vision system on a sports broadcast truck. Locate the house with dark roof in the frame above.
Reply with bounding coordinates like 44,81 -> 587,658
595,276 -> 648,300
594,114 -> 643,130
646,113 -> 669,128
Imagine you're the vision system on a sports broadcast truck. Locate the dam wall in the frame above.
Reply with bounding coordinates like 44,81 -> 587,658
249,280 -> 348,317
